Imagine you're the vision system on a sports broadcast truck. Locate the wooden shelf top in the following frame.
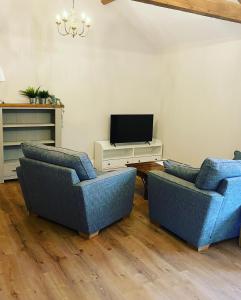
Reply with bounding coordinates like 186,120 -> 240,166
0,103 -> 64,108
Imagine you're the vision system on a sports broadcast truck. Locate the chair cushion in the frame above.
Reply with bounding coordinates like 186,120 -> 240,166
163,160 -> 200,183
233,150 -> 241,160
195,158 -> 241,191
21,143 -> 97,181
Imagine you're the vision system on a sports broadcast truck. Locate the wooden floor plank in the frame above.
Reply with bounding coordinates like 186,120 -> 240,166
0,180 -> 240,300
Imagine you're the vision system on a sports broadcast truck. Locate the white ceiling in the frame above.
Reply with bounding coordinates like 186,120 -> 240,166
102,0 -> 241,52
2,0 -> 241,54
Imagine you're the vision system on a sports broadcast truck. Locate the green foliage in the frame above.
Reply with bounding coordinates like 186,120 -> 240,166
19,87 -> 40,99
49,94 -> 62,105
19,86 -> 63,106
38,90 -> 50,99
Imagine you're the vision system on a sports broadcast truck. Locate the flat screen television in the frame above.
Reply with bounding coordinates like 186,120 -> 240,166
110,114 -> 153,144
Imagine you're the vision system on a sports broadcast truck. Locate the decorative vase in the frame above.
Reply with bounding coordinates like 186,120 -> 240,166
39,98 -> 47,104
29,98 -> 35,104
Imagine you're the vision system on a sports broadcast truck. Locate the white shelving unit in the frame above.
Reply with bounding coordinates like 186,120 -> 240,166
95,139 -> 162,171
0,104 -> 63,183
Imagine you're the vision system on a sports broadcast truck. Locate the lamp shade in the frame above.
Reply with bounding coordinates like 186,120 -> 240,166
0,67 -> 5,82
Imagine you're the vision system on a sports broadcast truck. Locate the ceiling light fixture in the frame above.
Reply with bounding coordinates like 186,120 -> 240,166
56,0 -> 91,38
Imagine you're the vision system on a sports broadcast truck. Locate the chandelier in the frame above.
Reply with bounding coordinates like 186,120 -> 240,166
56,0 -> 91,38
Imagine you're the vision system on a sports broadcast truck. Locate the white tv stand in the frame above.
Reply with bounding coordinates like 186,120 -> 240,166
94,139 -> 162,171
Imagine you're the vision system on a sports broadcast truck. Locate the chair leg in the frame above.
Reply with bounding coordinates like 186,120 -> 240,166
123,213 -> 131,220
150,220 -> 160,227
197,244 -> 210,252
79,231 -> 99,239
26,210 -> 38,217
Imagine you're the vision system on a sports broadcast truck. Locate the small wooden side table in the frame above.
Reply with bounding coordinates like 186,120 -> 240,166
126,161 -> 164,199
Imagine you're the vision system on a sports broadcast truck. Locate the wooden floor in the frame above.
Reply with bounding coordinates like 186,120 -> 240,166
0,181 -> 241,300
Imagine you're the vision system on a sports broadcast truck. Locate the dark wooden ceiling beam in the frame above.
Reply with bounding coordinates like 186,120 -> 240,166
132,0 -> 241,24
101,0 -> 115,4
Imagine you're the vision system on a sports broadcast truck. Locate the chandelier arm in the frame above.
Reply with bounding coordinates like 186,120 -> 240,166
57,25 -> 69,36
79,23 -> 90,37
64,22 -> 70,35
78,23 -> 86,36
79,26 -> 90,38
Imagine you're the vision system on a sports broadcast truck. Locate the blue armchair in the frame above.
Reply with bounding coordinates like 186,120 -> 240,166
148,158 -> 241,251
17,143 -> 136,238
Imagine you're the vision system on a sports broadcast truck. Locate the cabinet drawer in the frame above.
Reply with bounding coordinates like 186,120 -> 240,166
4,161 -> 20,178
153,155 -> 161,162
133,156 -> 161,164
103,158 -> 133,170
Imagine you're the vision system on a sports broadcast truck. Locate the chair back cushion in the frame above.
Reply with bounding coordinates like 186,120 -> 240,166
234,150 -> 241,160
21,143 -> 97,181
195,158 -> 241,191
163,160 -> 200,183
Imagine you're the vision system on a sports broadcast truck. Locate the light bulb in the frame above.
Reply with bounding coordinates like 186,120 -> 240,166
62,10 -> 69,21
56,14 -> 61,24
86,17 -> 91,26
81,12 -> 86,22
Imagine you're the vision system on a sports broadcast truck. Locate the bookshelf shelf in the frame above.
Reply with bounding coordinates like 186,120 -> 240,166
3,140 -> 55,147
3,123 -> 55,128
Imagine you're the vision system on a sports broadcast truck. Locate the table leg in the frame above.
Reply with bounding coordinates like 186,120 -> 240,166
141,176 -> 148,200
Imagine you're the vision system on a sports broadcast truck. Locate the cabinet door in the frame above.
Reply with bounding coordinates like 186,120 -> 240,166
4,161 -> 20,179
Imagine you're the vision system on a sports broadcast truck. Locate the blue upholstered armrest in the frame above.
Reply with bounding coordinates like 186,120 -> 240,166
77,168 -> 136,187
217,176 -> 241,196
73,168 -> 137,233
149,170 -> 222,197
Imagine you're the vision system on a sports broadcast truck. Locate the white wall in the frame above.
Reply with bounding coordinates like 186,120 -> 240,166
1,0 -> 241,164
159,40 -> 241,166
0,0 -> 161,158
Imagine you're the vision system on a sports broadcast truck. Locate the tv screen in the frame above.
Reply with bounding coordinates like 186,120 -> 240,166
110,114 -> 153,144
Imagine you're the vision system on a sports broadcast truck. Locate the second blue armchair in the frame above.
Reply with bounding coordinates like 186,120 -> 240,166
148,158 -> 241,251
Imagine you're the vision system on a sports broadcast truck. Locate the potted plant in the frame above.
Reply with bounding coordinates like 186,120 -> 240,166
37,90 -> 50,104
49,94 -> 63,106
19,87 -> 40,104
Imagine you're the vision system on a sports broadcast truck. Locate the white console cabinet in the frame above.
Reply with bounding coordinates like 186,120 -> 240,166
95,139 -> 162,171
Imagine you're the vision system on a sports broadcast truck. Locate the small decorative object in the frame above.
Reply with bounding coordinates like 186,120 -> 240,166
49,94 -> 63,106
37,90 -> 50,104
55,0 -> 91,38
19,87 -> 40,104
